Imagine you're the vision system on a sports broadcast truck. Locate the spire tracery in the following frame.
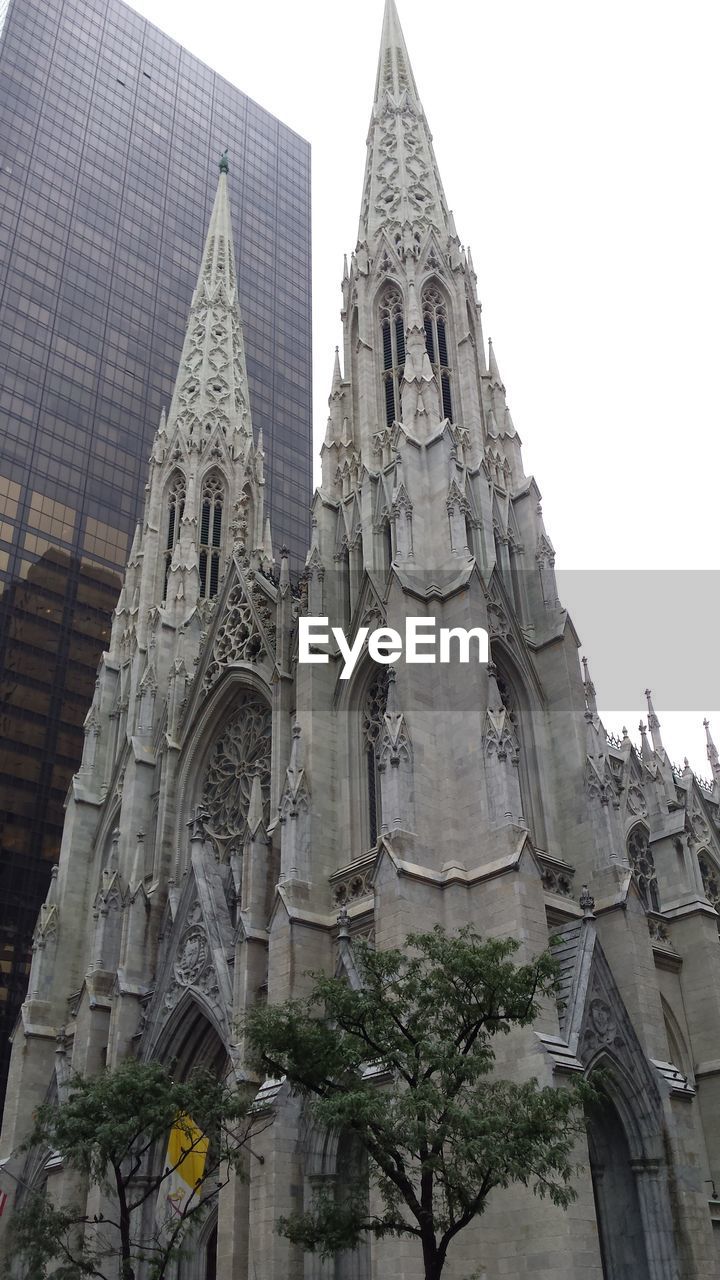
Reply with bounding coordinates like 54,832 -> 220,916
359,0 -> 453,248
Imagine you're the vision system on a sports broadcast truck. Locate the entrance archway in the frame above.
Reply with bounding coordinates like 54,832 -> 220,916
587,1091 -> 651,1280
148,1001 -> 228,1280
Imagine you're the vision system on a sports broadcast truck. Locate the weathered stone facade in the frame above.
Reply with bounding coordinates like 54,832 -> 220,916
2,4 -> 720,1277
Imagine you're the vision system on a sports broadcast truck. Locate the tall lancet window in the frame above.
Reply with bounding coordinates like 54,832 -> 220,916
379,286 -> 405,427
422,285 -> 453,421
199,473 -> 224,599
163,473 -> 186,600
362,668 -> 389,847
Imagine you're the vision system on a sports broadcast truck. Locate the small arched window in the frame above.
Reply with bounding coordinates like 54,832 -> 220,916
163,474 -> 186,600
199,473 -> 224,599
363,669 -> 389,847
379,286 -> 405,428
627,825 -> 660,911
422,285 -> 453,421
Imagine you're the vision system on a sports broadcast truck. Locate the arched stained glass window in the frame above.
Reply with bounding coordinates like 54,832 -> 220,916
379,286 -> 405,428
199,473 -> 224,599
422,285 -> 453,421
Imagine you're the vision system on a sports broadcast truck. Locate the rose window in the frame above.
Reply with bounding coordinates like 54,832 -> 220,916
201,696 -> 271,852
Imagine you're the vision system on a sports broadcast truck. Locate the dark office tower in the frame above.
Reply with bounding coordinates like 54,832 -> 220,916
0,0 -> 311,1103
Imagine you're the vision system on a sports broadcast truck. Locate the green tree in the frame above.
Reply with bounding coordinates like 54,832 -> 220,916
246,925 -> 590,1280
6,1057 -> 258,1280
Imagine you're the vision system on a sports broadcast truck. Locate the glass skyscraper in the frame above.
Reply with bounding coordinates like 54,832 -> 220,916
0,0 -> 312,1101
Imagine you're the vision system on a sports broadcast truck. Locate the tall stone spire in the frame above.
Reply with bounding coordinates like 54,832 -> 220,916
108,153 -> 268,652
162,157 -> 254,461
357,0 -> 454,247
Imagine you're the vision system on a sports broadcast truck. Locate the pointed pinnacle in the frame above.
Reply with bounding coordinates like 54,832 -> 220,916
374,0 -> 421,104
331,346 -> 342,394
128,523 -> 142,563
263,516 -> 274,563
385,666 -> 401,715
165,165 -> 253,451
288,722 -> 304,774
582,656 -> 598,717
247,767 -> 265,836
46,864 -> 59,905
705,719 -> 720,773
645,688 -> 664,754
488,338 -> 503,387
486,662 -> 504,715
279,544 -> 290,591
638,720 -> 653,762
249,762 -> 266,834
360,0 -> 451,244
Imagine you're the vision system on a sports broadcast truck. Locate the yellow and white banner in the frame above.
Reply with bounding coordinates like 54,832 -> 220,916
155,1112 -> 209,1231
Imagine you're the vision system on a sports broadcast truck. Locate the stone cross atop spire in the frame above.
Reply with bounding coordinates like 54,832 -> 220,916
162,162 -> 253,459
358,0 -> 454,247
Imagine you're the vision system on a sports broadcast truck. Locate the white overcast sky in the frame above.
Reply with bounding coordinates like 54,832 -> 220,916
130,0 -> 719,773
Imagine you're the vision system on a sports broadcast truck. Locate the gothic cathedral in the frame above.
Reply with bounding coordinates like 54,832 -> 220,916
2,4 -> 720,1278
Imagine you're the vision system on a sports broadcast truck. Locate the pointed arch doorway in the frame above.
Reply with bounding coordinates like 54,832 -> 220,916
147,998 -> 229,1280
587,1090 -> 651,1280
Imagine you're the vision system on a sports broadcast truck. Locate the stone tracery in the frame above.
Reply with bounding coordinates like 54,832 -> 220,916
627,826 -> 660,911
201,695 -> 271,854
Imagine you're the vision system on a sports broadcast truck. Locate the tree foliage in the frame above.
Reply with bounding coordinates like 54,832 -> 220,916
246,925 -> 591,1280
6,1057 -> 257,1280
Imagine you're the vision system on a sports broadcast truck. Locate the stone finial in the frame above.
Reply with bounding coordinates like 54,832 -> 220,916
488,337 -> 503,387
638,720 -> 653,763
582,656 -> 598,717
279,544 -> 291,593
486,661 -> 505,715
645,688 -> 665,755
704,718 -> 720,775
337,904 -> 350,939
579,885 -> 596,919
219,147 -> 229,174
331,346 -> 342,394
187,804 -> 210,842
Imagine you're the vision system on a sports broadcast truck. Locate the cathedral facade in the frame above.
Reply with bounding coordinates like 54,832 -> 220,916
2,3 -> 720,1277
